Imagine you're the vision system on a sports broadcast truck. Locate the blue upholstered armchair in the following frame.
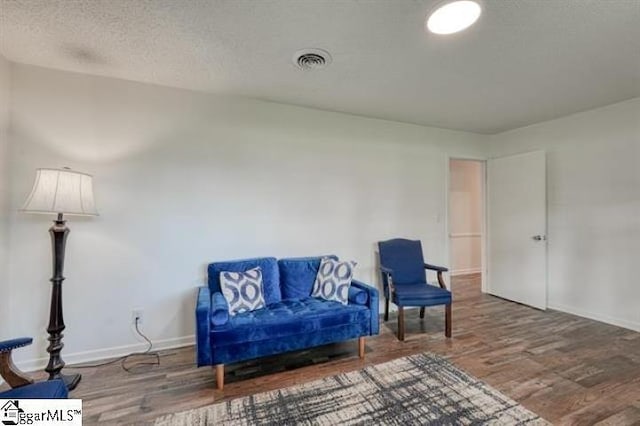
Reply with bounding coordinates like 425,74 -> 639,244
378,239 -> 452,341
0,337 -> 68,398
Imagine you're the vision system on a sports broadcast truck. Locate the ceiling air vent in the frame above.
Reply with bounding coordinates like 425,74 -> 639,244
293,48 -> 332,71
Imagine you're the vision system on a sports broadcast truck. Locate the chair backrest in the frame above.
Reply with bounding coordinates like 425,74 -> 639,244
378,238 -> 425,285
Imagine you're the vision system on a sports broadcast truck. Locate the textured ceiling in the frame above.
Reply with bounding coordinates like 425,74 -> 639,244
1,0 -> 639,134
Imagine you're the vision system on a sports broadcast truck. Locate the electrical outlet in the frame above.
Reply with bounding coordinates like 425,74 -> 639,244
132,308 -> 144,325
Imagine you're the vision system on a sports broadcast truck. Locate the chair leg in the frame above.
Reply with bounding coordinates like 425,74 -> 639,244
215,364 -> 224,390
445,304 -> 452,338
419,307 -> 425,319
384,297 -> 389,322
358,337 -> 365,359
398,306 -> 405,341
0,352 -> 34,388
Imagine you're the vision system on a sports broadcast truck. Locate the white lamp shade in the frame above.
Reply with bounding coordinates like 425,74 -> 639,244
22,168 -> 98,216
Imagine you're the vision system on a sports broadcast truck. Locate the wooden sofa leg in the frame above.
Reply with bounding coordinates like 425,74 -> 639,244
445,304 -> 452,338
0,352 -> 34,388
398,306 -> 405,341
419,307 -> 425,319
358,337 -> 365,359
384,297 -> 389,322
215,364 -> 224,390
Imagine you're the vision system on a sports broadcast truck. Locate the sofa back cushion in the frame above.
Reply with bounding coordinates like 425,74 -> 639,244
208,257 -> 281,305
278,255 -> 338,300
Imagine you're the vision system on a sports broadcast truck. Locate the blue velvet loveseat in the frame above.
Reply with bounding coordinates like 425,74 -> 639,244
196,256 -> 379,389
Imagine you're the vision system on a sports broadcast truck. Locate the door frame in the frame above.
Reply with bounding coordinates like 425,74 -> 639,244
444,156 -> 488,293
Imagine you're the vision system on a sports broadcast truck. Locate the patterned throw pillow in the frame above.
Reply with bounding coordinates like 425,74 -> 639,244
219,267 -> 266,316
312,258 -> 357,305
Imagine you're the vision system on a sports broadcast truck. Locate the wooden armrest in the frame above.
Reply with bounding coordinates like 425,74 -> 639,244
424,263 -> 448,273
0,344 -> 34,389
379,265 -> 395,294
423,263 -> 448,289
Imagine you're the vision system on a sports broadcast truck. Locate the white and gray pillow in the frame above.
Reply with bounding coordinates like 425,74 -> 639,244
220,267 -> 266,316
312,258 -> 357,305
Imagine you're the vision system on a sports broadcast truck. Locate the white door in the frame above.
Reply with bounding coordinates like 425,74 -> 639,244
487,151 -> 547,309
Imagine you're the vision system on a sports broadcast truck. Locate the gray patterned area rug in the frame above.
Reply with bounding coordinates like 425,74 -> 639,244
155,353 -> 548,425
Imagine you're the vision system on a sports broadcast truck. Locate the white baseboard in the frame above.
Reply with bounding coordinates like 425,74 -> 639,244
450,268 -> 482,276
16,335 -> 196,373
548,302 -> 640,333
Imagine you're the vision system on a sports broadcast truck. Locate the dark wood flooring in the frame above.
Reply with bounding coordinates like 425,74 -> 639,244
15,275 -> 640,424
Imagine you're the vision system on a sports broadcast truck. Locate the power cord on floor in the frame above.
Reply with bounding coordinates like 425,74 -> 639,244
68,318 -> 164,373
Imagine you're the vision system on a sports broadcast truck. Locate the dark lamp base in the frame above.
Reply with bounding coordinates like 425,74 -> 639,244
59,372 -> 82,391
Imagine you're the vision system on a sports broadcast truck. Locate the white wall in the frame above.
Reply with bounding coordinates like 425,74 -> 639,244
9,62 -> 635,369
0,55 -> 11,340
7,64 -> 488,367
489,97 -> 640,332
449,160 -> 483,275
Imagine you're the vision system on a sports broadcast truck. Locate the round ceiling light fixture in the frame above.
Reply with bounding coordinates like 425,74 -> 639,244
426,0 -> 482,35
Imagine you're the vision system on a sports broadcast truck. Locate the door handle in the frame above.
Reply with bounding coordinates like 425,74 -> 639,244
532,235 -> 546,241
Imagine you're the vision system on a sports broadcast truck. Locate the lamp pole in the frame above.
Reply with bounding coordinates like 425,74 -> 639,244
22,168 -> 98,392
44,212 -> 81,390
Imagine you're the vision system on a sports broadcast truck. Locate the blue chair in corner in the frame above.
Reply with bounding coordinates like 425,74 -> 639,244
378,238 -> 452,341
0,337 -> 68,398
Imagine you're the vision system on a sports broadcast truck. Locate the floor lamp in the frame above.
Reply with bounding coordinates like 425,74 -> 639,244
22,167 -> 98,391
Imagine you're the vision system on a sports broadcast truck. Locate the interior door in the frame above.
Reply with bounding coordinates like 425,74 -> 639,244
487,151 -> 547,309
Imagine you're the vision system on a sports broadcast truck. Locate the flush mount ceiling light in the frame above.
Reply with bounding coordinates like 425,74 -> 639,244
426,0 -> 482,35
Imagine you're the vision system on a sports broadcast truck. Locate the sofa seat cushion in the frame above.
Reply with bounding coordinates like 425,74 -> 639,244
392,282 -> 452,307
211,297 -> 370,346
